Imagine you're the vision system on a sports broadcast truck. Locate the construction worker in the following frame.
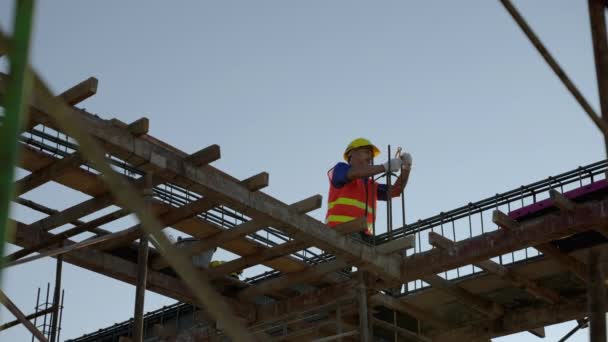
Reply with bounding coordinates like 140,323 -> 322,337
325,138 -> 412,244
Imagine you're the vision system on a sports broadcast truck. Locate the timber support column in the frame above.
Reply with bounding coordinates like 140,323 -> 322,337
588,248 -> 607,342
133,176 -> 154,342
358,271 -> 371,342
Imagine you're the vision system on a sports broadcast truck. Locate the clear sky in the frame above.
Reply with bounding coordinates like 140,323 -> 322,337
0,1 -> 603,340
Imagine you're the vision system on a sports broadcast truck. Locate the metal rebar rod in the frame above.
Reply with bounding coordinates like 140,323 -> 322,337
0,0 -> 36,279
0,290 -> 48,342
31,287 -> 40,342
49,252 -> 62,342
499,0 -> 608,138
588,0 -> 608,156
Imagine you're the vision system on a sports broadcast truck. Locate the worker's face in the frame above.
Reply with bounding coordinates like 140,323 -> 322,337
349,147 -> 373,166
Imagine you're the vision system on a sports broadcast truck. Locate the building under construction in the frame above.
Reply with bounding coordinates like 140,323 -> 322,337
4,1 -> 608,341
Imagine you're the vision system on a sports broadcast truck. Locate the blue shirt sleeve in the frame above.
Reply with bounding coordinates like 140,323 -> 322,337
328,162 -> 351,188
377,184 -> 388,201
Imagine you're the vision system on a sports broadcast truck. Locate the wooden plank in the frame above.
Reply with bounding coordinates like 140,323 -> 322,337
98,172 -> 269,252
588,249 -> 607,341
493,210 -> 589,283
376,235 -> 415,254
421,274 -> 504,318
370,293 -> 452,330
0,306 -> 53,332
210,218 -> 366,282
394,204 -> 606,284
14,152 -> 82,196
432,293 -> 588,340
10,219 -> 255,320
5,208 -> 128,262
185,144 -> 221,167
127,118 -> 149,137
17,147 -> 309,275
238,259 -> 349,300
549,189 -> 576,212
428,232 -> 561,304
0,290 -> 48,342
59,77 -> 98,106
150,194 -> 321,271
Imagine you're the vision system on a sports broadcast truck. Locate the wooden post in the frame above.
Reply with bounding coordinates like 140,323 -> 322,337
49,252 -> 63,342
133,177 -> 153,342
588,249 -> 607,342
358,272 -> 371,342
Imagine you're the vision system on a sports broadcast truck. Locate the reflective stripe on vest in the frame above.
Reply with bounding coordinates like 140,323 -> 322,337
328,197 -> 374,215
326,215 -> 374,232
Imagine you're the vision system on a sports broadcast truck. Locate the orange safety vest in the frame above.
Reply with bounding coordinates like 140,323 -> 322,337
326,175 -> 377,235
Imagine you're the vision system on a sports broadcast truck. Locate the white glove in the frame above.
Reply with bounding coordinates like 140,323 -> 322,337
400,152 -> 413,169
383,158 -> 403,172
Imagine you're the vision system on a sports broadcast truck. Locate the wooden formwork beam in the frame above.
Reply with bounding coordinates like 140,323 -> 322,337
493,210 -> 589,283
370,293 -> 452,330
14,152 -> 82,196
432,293 -> 588,340
16,146 -> 310,276
421,274 -> 503,318
376,235 -> 416,254
5,208 -> 128,262
10,219 -> 255,320
96,172 -> 269,252
17,97 -> 405,283
428,232 -> 561,304
59,77 -> 98,106
254,281 -> 356,324
394,202 -> 607,284
150,194 -> 321,271
211,218 -> 366,284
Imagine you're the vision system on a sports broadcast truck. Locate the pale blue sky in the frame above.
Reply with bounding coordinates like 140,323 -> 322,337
0,1 -> 604,340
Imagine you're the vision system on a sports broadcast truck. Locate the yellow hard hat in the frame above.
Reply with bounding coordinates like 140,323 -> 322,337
343,138 -> 380,161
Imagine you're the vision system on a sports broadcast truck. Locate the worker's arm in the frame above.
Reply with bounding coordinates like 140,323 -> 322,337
389,165 -> 411,197
347,157 -> 402,180
346,164 -> 386,180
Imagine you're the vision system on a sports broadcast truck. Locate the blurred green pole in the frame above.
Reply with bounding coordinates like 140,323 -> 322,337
0,0 -> 36,282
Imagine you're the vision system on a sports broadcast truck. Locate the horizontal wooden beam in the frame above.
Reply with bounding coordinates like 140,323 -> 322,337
428,232 -> 561,304
398,201 -> 608,283
10,219 -> 255,320
150,194 -> 321,271
59,77 -> 98,106
376,235 -> 415,254
14,152 -> 82,196
185,144 -> 221,167
370,293 -> 452,330
254,281 -> 356,324
493,210 -> 589,283
210,218 -> 366,283
432,293 -> 588,340
5,208 -> 127,262
421,274 -> 503,318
